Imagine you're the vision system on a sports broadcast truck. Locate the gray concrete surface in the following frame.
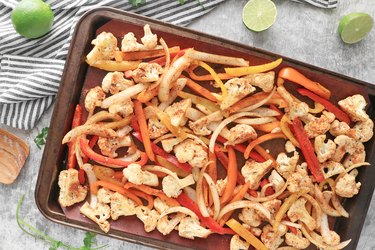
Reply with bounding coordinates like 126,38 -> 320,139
1,0 -> 374,249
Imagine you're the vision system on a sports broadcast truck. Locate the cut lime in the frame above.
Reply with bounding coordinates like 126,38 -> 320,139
242,0 -> 277,32
338,13 -> 373,44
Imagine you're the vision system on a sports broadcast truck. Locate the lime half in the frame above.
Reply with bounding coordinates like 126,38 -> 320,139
338,13 -> 373,44
242,0 -> 277,32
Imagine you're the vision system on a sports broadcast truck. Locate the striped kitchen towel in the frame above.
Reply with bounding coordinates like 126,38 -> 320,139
0,0 -> 338,130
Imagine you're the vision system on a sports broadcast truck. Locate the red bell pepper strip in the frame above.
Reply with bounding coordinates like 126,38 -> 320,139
297,88 -> 351,124
67,104 -> 82,169
176,193 -> 235,235
269,104 -> 284,120
260,179 -> 275,196
291,118 -> 325,182
82,135 -> 99,164
132,132 -> 192,173
80,138 -> 148,167
78,168 -> 86,185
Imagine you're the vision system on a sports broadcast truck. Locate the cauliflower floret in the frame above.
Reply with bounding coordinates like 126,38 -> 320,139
135,206 -> 160,232
97,188 -> 113,204
86,32 -> 118,63
287,167 -> 314,193
220,78 -> 256,110
285,230 -> 310,249
58,169 -> 87,207
148,118 -> 168,139
262,199 -> 281,220
338,94 -> 369,122
226,124 -> 257,145
157,212 -> 186,236
161,137 -> 182,153
123,163 -> 159,186
289,101 -> 310,120
335,171 -> 361,198
102,71 -> 134,94
238,207 -> 261,227
275,152 -> 299,179
350,118 -> 374,142
343,148 -> 366,168
329,120 -> 351,137
164,99 -> 192,127
189,111 -> 223,136
84,86 -> 106,113
216,178 -> 227,197
80,202 -> 110,233
314,135 -> 336,163
321,161 -> 345,179
230,234 -> 250,250
261,224 -> 287,250
241,159 -> 273,189
178,216 -> 211,239
162,174 -> 195,198
331,135 -> 364,163
174,139 -> 208,168
153,197 -> 170,214
303,111 -> 335,138
268,170 -> 285,192
243,71 -> 275,93
108,99 -> 134,118
110,192 -> 137,220
285,140 -> 296,153
97,135 -> 131,158
287,197 -> 316,231
131,63 -> 163,83
121,32 -> 143,52
141,24 -> 158,49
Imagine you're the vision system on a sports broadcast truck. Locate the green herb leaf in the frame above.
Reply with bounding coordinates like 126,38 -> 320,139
83,232 -> 97,248
34,127 -> 49,149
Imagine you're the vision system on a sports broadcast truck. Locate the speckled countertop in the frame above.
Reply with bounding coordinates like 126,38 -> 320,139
1,0 -> 374,249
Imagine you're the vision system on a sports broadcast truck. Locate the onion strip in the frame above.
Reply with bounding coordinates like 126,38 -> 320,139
245,181 -> 287,202
101,83 -> 146,108
85,111 -> 122,125
234,117 -> 276,125
217,200 -> 271,222
185,49 -> 249,67
239,87 -> 276,112
203,173 -> 221,220
196,166 -> 210,217
158,206 -> 198,221
62,124 -> 117,144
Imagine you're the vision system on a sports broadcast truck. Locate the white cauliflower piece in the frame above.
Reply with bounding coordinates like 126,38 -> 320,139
161,137 -> 182,153
58,169 -> 87,207
238,207 -> 261,227
288,101 -> 309,120
123,163 -> 159,186
162,174 -> 195,198
243,71 -> 275,93
141,24 -> 158,49
135,206 -> 160,232
275,152 -> 299,179
84,86 -> 106,113
285,140 -> 296,153
164,99 -> 192,127
131,63 -> 163,83
110,192 -> 137,220
86,32 -> 118,63
331,135 -> 364,163
189,111 -> 223,136
174,139 -> 208,168
303,111 -> 335,138
157,212 -> 186,236
261,224 -> 287,250
153,197 -> 169,214
329,120 -> 351,137
108,99 -> 134,118
102,71 -> 134,94
351,118 -> 374,142
80,202 -> 110,233
121,32 -> 143,52
268,170 -> 285,192
285,230 -> 310,249
287,167 -> 314,193
230,235 -> 250,250
241,159 -> 273,189
287,197 -> 316,231
314,135 -> 336,163
262,199 -> 281,220
148,118 -> 168,139
216,178 -> 227,197
338,94 -> 369,122
335,171 -> 361,198
97,135 -> 131,158
97,188 -> 113,204
220,78 -> 256,110
178,217 -> 211,239
321,161 -> 345,179
226,124 -> 257,145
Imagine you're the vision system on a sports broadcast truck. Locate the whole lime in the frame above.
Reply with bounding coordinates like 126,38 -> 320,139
11,0 -> 54,39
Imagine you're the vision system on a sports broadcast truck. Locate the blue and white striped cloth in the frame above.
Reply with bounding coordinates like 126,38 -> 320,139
0,0 -> 338,130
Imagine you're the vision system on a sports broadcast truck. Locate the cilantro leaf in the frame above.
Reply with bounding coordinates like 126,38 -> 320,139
34,127 -> 49,149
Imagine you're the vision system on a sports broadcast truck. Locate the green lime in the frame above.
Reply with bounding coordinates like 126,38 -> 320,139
11,0 -> 54,39
338,13 -> 373,44
242,0 -> 277,32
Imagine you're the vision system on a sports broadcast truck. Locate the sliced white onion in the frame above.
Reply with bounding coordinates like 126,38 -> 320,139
344,162 -> 370,174
314,185 -> 340,217
259,182 -> 274,198
196,166 -> 210,217
82,163 -> 98,208
281,220 -> 302,229
85,111 -> 121,125
251,107 -> 281,117
196,103 -> 212,115
234,117 -> 276,125
75,138 -> 84,169
159,206 -> 198,220
101,83 -> 146,108
116,126 -> 133,137
183,186 -> 197,201
186,107 -> 205,121
158,78 -> 187,111
320,213 -> 333,244
184,49 -> 249,67
202,173 -> 221,220
187,134 -> 208,147
301,193 -> 323,230
239,87 -> 276,112
160,38 -> 170,69
218,200 -> 271,222
244,181 -> 288,203
152,133 -> 175,145
144,165 -> 195,188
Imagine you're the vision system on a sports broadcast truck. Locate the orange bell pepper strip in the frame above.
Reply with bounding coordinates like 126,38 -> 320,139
220,146 -> 238,204
244,132 -> 287,159
91,180 -> 142,206
130,189 -> 154,210
297,88 -> 350,124
291,118 -> 325,182
134,100 -> 155,161
67,104 -> 82,169
80,138 -> 148,167
124,182 -> 180,207
252,121 -> 281,133
278,67 -> 331,99
280,115 -> 300,148
176,193 -> 235,235
186,65 -> 233,81
226,219 -> 268,250
137,85 -> 159,103
150,49 -> 187,66
224,58 -> 282,77
182,76 -> 218,102
198,61 -> 227,101
254,145 -> 277,168
115,46 -> 180,61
